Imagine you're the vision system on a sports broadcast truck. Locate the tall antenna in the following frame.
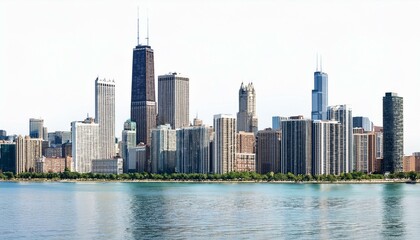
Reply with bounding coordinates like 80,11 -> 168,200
137,7 -> 140,46
316,53 -> 319,72
146,15 -> 150,46
320,55 -> 323,72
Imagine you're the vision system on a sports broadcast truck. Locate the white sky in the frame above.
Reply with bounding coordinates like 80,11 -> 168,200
0,0 -> 419,154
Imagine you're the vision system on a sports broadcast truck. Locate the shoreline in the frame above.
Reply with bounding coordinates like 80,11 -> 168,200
1,179 -> 417,184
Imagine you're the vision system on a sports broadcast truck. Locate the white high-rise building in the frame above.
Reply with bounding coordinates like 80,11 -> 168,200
121,119 -> 136,173
312,120 -> 341,175
95,78 -> 116,159
327,105 -> 353,173
213,114 -> 236,174
237,82 -> 258,135
158,73 -> 189,129
151,124 -> 177,173
71,117 -> 100,173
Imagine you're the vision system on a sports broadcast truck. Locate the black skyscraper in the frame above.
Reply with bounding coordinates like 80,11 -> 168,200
130,23 -> 156,145
383,92 -> 404,173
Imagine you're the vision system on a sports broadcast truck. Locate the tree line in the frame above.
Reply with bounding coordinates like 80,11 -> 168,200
1,170 -> 419,182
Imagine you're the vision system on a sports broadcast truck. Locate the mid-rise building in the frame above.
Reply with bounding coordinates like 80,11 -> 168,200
281,116 -> 312,175
353,128 -> 377,173
383,92 -> 404,173
15,136 -> 43,173
128,145 -> 147,172
158,72 -> 189,129
403,155 -> 415,172
95,78 -> 116,159
176,124 -> 211,174
121,120 -> 137,173
353,116 -> 373,132
237,82 -> 258,135
0,142 -> 16,173
235,131 -> 256,172
48,131 -> 72,145
413,152 -> 420,172
213,114 -> 236,174
71,117 -> 99,173
151,124 -> 177,173
327,105 -> 353,173
35,156 -> 72,173
91,158 -> 123,174
256,128 -> 281,174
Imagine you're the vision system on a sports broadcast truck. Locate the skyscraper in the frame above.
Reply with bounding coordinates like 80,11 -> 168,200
327,105 -> 353,173
213,114 -> 236,174
256,128 -> 281,174
312,120 -> 341,175
235,131 -> 256,172
158,72 -> 189,129
353,116 -> 373,132
15,135 -> 42,173
29,118 -> 44,139
121,120 -> 136,173
71,117 -> 99,173
237,82 -> 258,135
383,92 -> 404,173
281,116 -> 312,175
151,124 -> 177,173
311,62 -> 328,120
130,20 -> 156,145
95,78 -> 116,159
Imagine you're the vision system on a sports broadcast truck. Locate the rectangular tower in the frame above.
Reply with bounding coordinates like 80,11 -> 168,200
237,82 -> 258,135
311,70 -> 328,121
256,128 -> 281,174
312,120 -> 341,175
213,114 -> 236,174
29,118 -> 44,139
158,73 -> 189,129
131,43 -> 156,145
383,92 -> 404,173
71,118 -> 99,173
95,78 -> 116,159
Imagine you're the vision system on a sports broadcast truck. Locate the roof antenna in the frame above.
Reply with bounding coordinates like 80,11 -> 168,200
137,7 -> 140,46
320,55 -> 323,72
146,15 -> 150,46
316,53 -> 319,72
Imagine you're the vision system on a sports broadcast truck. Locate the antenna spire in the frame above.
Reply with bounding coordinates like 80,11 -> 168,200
316,53 -> 319,72
147,15 -> 150,46
137,7 -> 139,46
320,55 -> 323,72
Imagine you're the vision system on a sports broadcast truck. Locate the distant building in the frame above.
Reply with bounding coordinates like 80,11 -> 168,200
95,78 -> 116,159
235,154 -> 256,172
29,118 -> 44,139
214,114 -> 236,174
0,142 -> 16,173
353,116 -> 373,132
312,120 -> 341,175
235,131 -> 256,172
237,82 -> 258,135
403,156 -> 415,172
272,116 -> 287,131
256,128 -> 281,174
413,152 -> 420,172
151,124 -> 177,173
92,158 -> 123,174
373,126 -> 383,173
44,146 -> 63,158
176,125 -> 211,173
48,131 -> 71,145
121,120 -> 136,173
281,116 -> 312,175
35,156 -> 72,173
311,64 -> 328,120
128,145 -> 147,172
15,136 -> 43,173
327,105 -> 353,173
383,92 -> 404,173
71,117 -> 99,173
353,128 -> 376,173
158,72 -> 189,129
0,130 -> 7,140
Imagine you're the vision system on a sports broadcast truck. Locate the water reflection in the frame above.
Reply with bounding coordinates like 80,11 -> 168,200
381,184 -> 406,239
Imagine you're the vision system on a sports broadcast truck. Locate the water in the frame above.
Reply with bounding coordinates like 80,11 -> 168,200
1,182 -> 419,239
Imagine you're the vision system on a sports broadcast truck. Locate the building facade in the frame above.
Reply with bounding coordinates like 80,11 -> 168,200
121,120 -> 137,173
15,136 -> 43,173
0,142 -> 16,173
256,128 -> 281,174
95,78 -> 116,159
158,72 -> 189,129
312,120 -> 341,175
237,82 -> 258,135
311,68 -> 328,120
128,145 -> 147,172
383,92 -> 404,173
213,114 -> 236,174
35,156 -> 72,173
71,118 -> 100,173
91,158 -> 123,174
151,124 -> 177,173
130,42 -> 156,145
281,116 -> 312,175
29,118 -> 44,139
353,116 -> 373,132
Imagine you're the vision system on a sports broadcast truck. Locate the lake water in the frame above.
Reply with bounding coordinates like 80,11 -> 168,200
1,182 -> 419,239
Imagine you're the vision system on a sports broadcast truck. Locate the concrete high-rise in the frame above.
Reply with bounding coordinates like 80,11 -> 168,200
95,78 -> 116,159
235,131 -> 256,172
151,124 -> 177,173
327,105 -> 353,173
237,83 -> 258,135
281,116 -> 312,175
121,120 -> 136,173
311,62 -> 328,120
71,117 -> 100,173
29,118 -> 44,139
158,72 -> 189,129
383,92 -> 404,173
213,114 -> 236,174
130,28 -> 156,145
256,128 -> 281,174
312,120 -> 341,175
15,136 -> 42,173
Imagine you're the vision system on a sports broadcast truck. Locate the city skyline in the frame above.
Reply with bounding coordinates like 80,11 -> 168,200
1,1 -> 419,154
